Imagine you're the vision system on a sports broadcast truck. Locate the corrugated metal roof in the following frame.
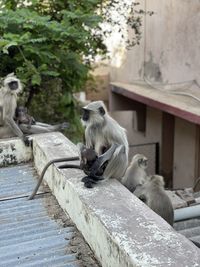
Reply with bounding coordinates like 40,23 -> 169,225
0,164 -> 49,200
174,217 -> 200,244
0,163 -> 81,267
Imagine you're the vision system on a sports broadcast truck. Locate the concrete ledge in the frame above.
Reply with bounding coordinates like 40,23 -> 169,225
0,137 -> 32,167
31,132 -> 200,267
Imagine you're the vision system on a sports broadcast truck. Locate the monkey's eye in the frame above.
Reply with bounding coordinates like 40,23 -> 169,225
8,81 -> 18,91
138,159 -> 143,164
98,106 -> 105,116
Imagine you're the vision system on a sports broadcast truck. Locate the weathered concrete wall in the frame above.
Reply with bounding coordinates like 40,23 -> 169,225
31,132 -> 200,267
111,0 -> 200,84
0,137 -> 32,167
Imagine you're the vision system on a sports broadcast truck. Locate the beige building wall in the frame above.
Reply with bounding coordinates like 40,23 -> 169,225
110,107 -> 162,175
109,0 -> 200,187
110,107 -> 162,145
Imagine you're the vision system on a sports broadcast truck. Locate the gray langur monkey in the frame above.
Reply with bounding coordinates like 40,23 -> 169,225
81,101 -> 129,181
121,154 -> 148,192
134,175 -> 174,226
0,73 -> 31,145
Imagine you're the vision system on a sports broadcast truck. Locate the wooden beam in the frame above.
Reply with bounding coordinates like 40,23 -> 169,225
161,112 -> 175,188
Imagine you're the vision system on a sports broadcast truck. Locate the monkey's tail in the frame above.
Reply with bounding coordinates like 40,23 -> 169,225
28,157 -> 79,200
58,164 -> 81,169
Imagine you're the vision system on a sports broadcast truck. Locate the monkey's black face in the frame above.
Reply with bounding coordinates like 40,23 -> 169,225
138,158 -> 148,169
8,81 -> 19,91
82,108 -> 90,121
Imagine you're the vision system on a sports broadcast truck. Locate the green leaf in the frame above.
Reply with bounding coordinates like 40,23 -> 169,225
31,73 -> 41,86
41,70 -> 60,77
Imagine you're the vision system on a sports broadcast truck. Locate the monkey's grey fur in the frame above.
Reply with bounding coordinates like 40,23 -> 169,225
121,154 -> 148,192
0,73 -> 30,145
134,175 -> 174,226
82,101 -> 129,180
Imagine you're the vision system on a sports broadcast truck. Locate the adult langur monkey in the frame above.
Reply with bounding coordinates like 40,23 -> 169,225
28,143 -> 117,199
134,175 -> 174,226
0,73 -> 31,145
0,73 -> 68,145
81,101 -> 129,181
121,154 -> 148,192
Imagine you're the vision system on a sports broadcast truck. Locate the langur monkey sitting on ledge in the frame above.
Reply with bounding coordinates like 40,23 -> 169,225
81,101 -> 129,182
134,175 -> 174,226
0,73 -> 69,146
121,154 -> 148,192
0,73 -> 31,145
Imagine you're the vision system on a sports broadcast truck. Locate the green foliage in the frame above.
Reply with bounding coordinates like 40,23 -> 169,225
0,0 -> 146,142
0,0 -> 106,141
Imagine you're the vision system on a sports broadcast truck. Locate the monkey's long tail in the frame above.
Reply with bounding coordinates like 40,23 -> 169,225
28,157 -> 79,200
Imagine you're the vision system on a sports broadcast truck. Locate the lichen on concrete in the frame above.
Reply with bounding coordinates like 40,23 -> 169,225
0,138 -> 32,167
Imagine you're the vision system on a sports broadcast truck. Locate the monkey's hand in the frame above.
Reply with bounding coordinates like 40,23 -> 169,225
23,136 -> 32,147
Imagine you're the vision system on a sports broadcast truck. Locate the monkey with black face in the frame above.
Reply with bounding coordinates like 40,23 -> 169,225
81,101 -> 129,182
59,143 -> 118,188
0,73 -> 31,146
134,175 -> 174,226
121,154 -> 148,192
28,143 -> 117,199
15,106 -> 36,128
78,143 -> 104,186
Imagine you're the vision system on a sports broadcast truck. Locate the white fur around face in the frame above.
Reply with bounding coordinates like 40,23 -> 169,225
3,73 -> 22,95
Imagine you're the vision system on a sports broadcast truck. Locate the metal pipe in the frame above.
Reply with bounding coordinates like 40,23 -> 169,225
174,205 -> 200,222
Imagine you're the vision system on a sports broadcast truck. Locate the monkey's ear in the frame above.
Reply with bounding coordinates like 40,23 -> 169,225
98,106 -> 105,116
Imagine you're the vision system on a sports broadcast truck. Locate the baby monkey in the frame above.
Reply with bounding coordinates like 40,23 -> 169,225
59,143 -> 118,188
15,106 -> 36,128
28,143 -> 117,199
